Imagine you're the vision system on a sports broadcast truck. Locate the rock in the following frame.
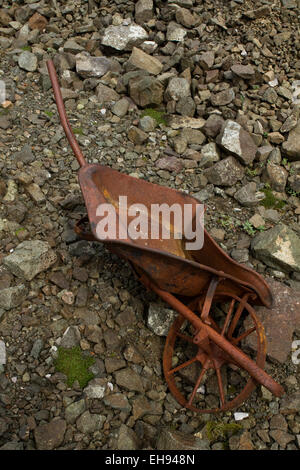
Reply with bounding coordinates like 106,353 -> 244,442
13,144 -> 35,164
181,127 -> 205,145
116,424 -> 140,450
4,241 -> 57,281
217,120 -> 257,165
199,143 -> 220,168
65,399 -> 86,424
198,52 -> 215,70
139,115 -> 157,132
28,13 -> 47,31
269,430 -> 295,448
103,394 -> 132,412
64,39 -> 85,54
84,378 -> 107,399
263,87 -> 278,104
231,64 -> 255,79
165,77 -> 190,101
18,51 -> 38,72
282,121 -> 300,161
166,22 -> 187,42
203,115 -> 224,137
175,8 -> 199,28
96,83 -> 119,105
0,284 -> 27,310
168,116 -> 205,130
34,419 -> 66,450
229,431 -> 254,450
204,157 -> 244,186
129,75 -> 164,107
76,411 -> 105,434
25,183 -> 45,203
128,126 -> 148,145
249,213 -> 265,229
129,47 -> 163,75
0,441 -> 23,450
245,278 -> 300,363
147,302 -> 177,336
280,392 -> 300,414
76,53 -> 112,78
211,88 -> 235,106
0,340 -> 6,366
251,224 -> 300,273
112,98 -> 130,117
114,368 -> 144,392
157,428 -> 210,450
60,326 -> 81,349
262,163 -> 288,192
135,0 -> 153,24
176,96 -> 196,117
30,339 -> 44,359
101,24 -> 148,51
234,182 -> 265,207
155,156 -> 183,172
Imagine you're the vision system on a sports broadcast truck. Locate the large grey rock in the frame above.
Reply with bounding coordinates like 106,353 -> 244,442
101,24 -> 148,51
60,326 -> 81,349
282,121 -> 300,161
147,302 -> 177,336
157,428 -> 210,450
211,88 -> 235,106
199,143 -> 220,168
34,419 -> 66,450
251,224 -> 300,273
0,284 -> 27,310
166,22 -> 187,42
18,51 -> 38,72
262,163 -> 288,192
84,378 -> 107,399
245,278 -> 300,363
3,241 -> 57,281
217,120 -> 257,165
204,156 -> 244,186
76,53 -> 112,78
231,64 -> 255,79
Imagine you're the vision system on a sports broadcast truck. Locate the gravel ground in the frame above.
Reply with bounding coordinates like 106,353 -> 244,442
0,0 -> 299,451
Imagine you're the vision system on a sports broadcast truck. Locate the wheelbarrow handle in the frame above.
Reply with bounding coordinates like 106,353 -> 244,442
46,60 -> 87,168
144,279 -> 284,398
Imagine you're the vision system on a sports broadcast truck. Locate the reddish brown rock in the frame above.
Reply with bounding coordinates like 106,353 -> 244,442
28,13 -> 48,31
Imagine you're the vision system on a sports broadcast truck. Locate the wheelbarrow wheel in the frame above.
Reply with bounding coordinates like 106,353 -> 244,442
163,293 -> 266,413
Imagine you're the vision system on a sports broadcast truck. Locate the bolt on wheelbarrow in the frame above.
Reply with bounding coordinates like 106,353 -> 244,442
46,60 -> 284,413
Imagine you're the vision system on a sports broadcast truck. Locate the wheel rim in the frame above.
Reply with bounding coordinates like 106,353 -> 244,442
163,293 -> 266,413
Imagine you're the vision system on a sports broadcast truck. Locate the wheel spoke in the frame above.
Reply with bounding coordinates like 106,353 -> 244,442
176,332 -> 195,344
214,364 -> 225,407
233,327 -> 256,345
168,357 -> 197,375
221,298 -> 235,336
227,295 -> 249,339
187,360 -> 209,406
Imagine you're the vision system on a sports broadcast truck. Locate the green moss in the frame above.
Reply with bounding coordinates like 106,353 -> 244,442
54,346 -> 95,388
73,127 -> 84,135
261,188 -> 286,209
44,110 -> 54,118
205,421 -> 242,443
141,108 -> 167,125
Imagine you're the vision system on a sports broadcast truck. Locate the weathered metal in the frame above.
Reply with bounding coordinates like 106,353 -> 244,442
47,59 -> 284,412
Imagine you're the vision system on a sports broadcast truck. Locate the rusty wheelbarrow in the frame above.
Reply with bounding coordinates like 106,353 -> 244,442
47,60 -> 284,413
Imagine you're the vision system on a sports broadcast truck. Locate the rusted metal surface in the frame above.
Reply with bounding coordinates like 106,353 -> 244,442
47,59 -> 284,412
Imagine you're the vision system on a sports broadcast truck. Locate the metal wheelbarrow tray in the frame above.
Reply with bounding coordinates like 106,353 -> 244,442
47,60 -> 284,413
